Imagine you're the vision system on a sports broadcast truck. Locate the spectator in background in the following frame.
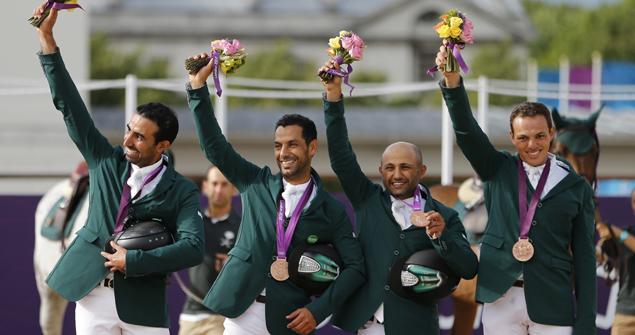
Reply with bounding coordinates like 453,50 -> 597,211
179,166 -> 241,335
597,188 -> 635,335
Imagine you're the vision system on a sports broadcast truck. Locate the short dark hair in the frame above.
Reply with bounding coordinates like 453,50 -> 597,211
509,102 -> 553,133
274,114 -> 317,144
136,102 -> 179,144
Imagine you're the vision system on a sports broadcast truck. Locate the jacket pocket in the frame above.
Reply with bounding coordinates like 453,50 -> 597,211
481,233 -> 504,249
228,246 -> 251,262
76,226 -> 99,243
550,256 -> 572,272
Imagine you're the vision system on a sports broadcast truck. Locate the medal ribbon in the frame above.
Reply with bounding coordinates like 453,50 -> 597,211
517,158 -> 550,239
114,160 -> 166,233
276,180 -> 314,259
399,185 -> 423,212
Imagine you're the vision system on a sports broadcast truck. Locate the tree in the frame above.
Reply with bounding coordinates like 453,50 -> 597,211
229,40 -> 387,108
523,0 -> 635,66
90,34 -> 183,107
468,40 -> 525,106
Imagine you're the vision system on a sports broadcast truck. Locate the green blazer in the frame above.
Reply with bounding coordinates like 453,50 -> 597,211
440,81 -> 596,334
186,84 -> 365,335
323,98 -> 478,334
40,51 -> 205,328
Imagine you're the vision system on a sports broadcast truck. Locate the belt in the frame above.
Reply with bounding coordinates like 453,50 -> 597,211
368,316 -> 384,325
512,280 -> 524,288
98,277 -> 114,288
255,295 -> 266,304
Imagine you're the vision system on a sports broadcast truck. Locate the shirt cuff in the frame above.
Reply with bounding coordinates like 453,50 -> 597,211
38,47 -> 62,64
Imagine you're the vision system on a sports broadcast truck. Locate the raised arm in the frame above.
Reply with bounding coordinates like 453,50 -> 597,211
320,60 -> 378,208
35,5 -> 114,167
187,53 -> 261,192
571,185 -> 597,334
435,46 -> 505,181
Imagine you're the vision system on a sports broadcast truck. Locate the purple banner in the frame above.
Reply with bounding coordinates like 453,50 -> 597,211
3,194 -> 632,334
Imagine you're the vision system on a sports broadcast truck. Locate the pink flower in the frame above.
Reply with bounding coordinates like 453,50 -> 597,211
341,33 -> 365,60
224,39 -> 242,55
461,17 -> 474,44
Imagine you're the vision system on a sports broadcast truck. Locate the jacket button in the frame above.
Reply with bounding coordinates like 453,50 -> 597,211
399,234 -> 405,239
532,220 -> 537,226
393,250 -> 399,256
538,202 -> 543,208
384,285 -> 390,291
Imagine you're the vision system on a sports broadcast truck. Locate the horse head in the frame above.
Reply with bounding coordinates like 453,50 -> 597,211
551,106 -> 602,188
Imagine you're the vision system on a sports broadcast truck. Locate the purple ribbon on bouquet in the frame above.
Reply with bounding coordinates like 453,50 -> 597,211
210,50 -> 223,97
327,55 -> 356,96
426,42 -> 470,77
47,0 -> 83,11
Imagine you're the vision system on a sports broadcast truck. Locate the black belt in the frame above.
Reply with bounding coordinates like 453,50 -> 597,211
368,316 -> 384,325
255,295 -> 266,303
97,277 -> 114,288
512,280 -> 524,288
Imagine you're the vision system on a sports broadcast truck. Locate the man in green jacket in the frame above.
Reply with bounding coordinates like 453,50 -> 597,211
185,53 -> 365,335
435,46 -> 596,334
319,61 -> 478,334
33,6 -> 204,334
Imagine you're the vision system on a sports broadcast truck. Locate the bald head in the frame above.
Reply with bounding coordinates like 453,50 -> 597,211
381,142 -> 423,165
379,142 -> 427,199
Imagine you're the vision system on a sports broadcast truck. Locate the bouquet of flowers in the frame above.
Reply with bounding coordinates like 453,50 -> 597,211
427,9 -> 474,76
185,39 -> 247,97
318,30 -> 365,95
28,0 -> 83,28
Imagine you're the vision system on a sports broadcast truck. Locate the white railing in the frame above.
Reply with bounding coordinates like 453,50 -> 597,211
3,69 -> 635,184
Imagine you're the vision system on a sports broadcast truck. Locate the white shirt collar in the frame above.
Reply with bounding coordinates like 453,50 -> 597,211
130,156 -> 164,178
521,152 -> 555,176
282,178 -> 311,195
281,177 -> 315,217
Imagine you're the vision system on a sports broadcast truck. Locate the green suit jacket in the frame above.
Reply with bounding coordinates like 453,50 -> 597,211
323,98 -> 478,334
186,84 -> 365,335
440,81 -> 596,334
40,51 -> 205,328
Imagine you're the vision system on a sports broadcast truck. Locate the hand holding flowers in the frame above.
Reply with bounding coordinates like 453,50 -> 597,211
28,0 -> 82,28
185,39 -> 247,97
427,9 -> 474,76
318,30 -> 365,95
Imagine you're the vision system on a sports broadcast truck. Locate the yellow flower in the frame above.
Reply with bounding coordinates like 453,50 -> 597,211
67,0 -> 79,12
449,17 -> 463,28
436,25 -> 451,38
339,30 -> 350,37
220,59 -> 236,74
329,37 -> 341,49
450,27 -> 462,39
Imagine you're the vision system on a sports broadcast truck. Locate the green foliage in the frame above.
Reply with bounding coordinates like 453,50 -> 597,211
229,40 -> 387,108
468,40 -> 525,106
523,0 -> 635,66
90,33 -> 183,107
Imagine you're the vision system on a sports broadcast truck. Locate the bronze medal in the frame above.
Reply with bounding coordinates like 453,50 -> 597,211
270,258 -> 289,281
512,238 -> 534,262
410,211 -> 428,227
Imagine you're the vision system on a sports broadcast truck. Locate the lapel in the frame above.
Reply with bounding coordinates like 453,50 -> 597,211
512,154 -> 584,203
541,158 -> 584,202
265,168 -> 326,238
380,190 -> 402,231
135,161 -> 176,205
